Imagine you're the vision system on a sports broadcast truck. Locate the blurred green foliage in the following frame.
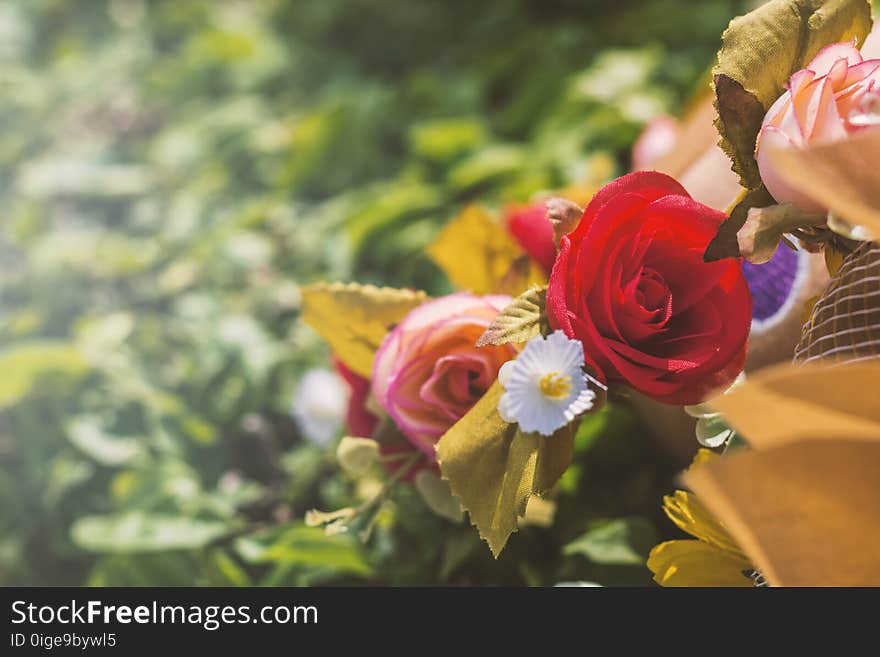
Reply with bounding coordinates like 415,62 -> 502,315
0,0 -> 746,586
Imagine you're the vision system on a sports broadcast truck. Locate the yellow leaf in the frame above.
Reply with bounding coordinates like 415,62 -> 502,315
436,383 -> 535,557
647,540 -> 752,587
300,283 -> 427,378
709,361 -> 880,449
714,0 -> 873,188
533,420 -> 576,496
436,382 -> 575,556
661,490 -> 745,557
476,285 -> 546,347
494,254 -> 546,297
765,128 -> 880,240
427,205 -> 544,295
685,438 -> 880,586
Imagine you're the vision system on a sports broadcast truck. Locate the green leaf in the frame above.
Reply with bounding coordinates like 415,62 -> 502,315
207,548 -> 252,586
235,525 -> 372,577
0,342 -> 89,406
476,286 -> 547,347
71,513 -> 233,553
447,144 -> 526,191
67,416 -> 145,467
346,181 -> 443,248
713,0 -> 873,188
563,517 -> 658,565
409,118 -> 487,163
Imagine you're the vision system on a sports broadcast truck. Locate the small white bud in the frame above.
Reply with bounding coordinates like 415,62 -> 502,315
336,436 -> 380,476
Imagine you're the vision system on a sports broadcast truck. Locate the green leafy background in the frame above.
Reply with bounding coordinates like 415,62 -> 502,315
0,0 -> 751,586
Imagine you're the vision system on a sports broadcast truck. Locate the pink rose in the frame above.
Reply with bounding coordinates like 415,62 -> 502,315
756,41 -> 880,212
372,293 -> 517,459
631,116 -> 680,170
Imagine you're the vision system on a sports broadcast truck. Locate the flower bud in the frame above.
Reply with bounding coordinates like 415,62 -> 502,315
414,471 -> 463,523
336,436 -> 380,476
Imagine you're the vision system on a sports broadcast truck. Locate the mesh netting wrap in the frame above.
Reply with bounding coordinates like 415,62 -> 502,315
795,241 -> 880,364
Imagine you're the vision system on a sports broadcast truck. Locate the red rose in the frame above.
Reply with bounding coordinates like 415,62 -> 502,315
333,359 -> 379,438
506,203 -> 556,274
547,171 -> 751,405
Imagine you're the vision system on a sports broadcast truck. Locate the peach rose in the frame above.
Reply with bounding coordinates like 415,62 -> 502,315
756,41 -> 880,212
371,293 -> 516,459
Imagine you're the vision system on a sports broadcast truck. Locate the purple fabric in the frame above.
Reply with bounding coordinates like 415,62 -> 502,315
742,245 -> 800,323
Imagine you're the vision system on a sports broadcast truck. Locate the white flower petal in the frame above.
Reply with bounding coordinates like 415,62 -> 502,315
495,331 -> 597,436
498,359 -> 516,389
498,392 -> 516,423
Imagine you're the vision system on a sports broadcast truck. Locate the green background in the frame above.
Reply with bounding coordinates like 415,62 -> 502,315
0,0 -> 748,586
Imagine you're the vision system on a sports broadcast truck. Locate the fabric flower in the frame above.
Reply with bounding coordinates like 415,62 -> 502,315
372,293 -> 517,459
505,203 -> 557,274
546,171 -> 752,405
497,330 -> 600,436
647,451 -> 760,587
755,41 -> 880,211
631,115 -> 680,170
292,368 -> 349,445
741,245 -> 812,334
334,359 -> 379,438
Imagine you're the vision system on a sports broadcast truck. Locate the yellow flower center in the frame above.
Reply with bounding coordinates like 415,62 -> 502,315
539,371 -> 572,399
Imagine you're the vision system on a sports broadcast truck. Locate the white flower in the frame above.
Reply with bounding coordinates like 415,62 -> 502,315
497,331 -> 602,436
292,368 -> 349,445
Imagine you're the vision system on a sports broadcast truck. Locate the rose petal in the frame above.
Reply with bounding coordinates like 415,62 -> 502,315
807,42 -> 863,77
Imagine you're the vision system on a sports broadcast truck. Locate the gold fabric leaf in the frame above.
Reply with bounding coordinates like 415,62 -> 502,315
300,282 -> 427,378
704,186 -> 775,261
736,204 -> 826,264
685,438 -> 880,586
476,285 -> 547,347
436,382 -> 574,557
795,241 -> 880,365
714,74 -> 768,189
765,128 -> 880,240
533,420 -> 576,496
713,0 -> 873,188
708,361 -> 880,450
427,205 -> 545,295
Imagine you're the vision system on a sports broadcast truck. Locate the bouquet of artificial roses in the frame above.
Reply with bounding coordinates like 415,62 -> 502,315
300,0 -> 880,572
302,170 -> 752,554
